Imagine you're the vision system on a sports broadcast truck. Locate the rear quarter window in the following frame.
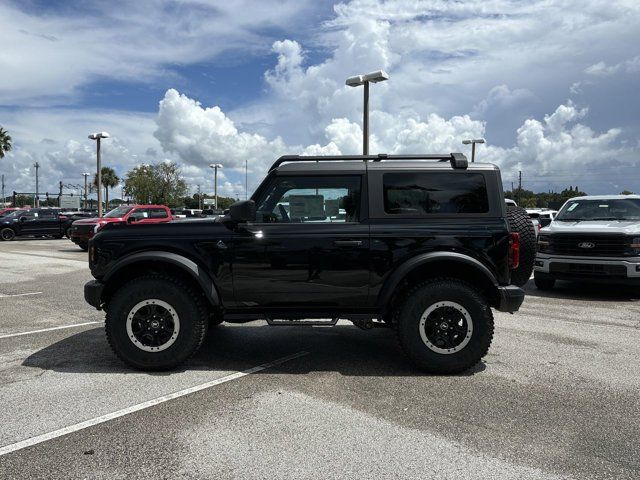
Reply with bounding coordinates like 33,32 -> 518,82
383,172 -> 489,215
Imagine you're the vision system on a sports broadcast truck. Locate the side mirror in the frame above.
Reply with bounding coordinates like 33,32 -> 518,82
19,216 -> 27,222
126,216 -> 137,224
229,200 -> 256,223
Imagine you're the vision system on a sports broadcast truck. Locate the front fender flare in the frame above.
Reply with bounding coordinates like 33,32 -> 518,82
377,251 -> 499,307
103,250 -> 220,306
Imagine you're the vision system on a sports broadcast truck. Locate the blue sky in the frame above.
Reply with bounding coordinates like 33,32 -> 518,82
1,0 -> 639,199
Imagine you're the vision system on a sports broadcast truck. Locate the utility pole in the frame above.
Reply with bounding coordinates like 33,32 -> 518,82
59,181 -> 63,207
88,132 -> 110,217
1,174 -> 4,207
34,162 -> 40,207
517,171 -> 522,204
82,172 -> 90,209
197,184 -> 202,210
209,164 -> 223,210
245,159 -> 248,200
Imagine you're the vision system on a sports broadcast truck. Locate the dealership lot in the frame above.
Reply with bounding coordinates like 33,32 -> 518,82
0,239 -> 639,479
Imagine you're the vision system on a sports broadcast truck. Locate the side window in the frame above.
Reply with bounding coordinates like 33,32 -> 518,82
148,208 -> 168,219
39,210 -> 57,219
383,173 -> 489,215
256,176 -> 361,223
129,209 -> 150,220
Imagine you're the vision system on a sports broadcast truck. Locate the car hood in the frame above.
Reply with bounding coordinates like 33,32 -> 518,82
544,220 -> 640,235
73,217 -> 123,225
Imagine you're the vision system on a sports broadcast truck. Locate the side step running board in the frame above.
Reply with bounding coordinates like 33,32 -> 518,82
265,317 -> 339,326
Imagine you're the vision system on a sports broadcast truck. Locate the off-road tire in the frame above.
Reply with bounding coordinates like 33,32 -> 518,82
507,206 -> 536,286
534,272 -> 555,290
395,278 -> 494,374
65,227 -> 73,239
105,275 -> 208,370
1,227 -> 16,241
79,242 -> 88,251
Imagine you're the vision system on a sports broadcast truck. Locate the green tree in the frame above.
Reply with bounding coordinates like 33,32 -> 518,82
620,190 -> 634,195
0,126 -> 12,159
124,162 -> 187,207
94,167 -> 120,209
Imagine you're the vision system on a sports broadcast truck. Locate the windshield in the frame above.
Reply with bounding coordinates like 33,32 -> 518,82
1,210 -> 27,219
104,206 -> 134,218
556,199 -> 640,221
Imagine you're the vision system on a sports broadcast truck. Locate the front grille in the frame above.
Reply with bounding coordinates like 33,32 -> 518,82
548,234 -> 629,257
73,224 -> 94,235
550,262 -> 627,277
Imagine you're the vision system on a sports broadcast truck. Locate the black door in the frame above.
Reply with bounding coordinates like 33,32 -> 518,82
231,174 -> 370,309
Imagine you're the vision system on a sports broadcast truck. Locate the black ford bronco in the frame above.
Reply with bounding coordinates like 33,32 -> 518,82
85,153 -> 532,373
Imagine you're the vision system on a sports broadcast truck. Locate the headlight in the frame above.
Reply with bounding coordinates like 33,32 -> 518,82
629,237 -> 640,255
537,234 -> 550,252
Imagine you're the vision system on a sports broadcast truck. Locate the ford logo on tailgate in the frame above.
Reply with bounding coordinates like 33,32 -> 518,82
578,242 -> 595,249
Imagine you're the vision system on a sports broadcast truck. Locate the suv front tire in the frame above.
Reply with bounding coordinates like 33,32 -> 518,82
106,275 -> 208,370
395,278 -> 494,374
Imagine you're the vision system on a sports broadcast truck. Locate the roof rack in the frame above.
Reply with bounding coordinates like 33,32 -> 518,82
269,152 -> 468,171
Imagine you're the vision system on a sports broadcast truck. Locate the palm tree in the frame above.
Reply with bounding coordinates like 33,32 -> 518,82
0,127 -> 12,159
94,167 -> 120,210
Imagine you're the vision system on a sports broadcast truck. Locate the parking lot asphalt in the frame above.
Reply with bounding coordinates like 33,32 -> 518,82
0,239 -> 639,479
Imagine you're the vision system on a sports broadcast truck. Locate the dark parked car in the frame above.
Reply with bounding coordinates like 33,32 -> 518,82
85,153 -> 531,373
0,208 -> 67,241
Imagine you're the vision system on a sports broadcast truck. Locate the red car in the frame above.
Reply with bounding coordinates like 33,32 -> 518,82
0,207 -> 27,217
70,204 -> 172,250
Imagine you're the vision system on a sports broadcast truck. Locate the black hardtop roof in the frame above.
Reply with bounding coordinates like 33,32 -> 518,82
270,153 -> 499,173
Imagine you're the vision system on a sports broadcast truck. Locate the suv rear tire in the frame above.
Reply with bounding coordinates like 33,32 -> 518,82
106,275 -> 208,370
507,206 -> 536,286
395,278 -> 494,374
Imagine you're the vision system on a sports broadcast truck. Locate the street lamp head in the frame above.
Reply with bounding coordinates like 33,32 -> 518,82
209,163 -> 223,169
88,132 -> 110,140
346,70 -> 389,87
462,138 -> 486,145
363,70 -> 389,83
346,75 -> 365,87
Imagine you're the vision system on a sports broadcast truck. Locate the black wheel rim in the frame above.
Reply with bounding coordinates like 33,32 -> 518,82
1,229 -> 14,240
126,300 -> 180,352
419,301 -> 473,354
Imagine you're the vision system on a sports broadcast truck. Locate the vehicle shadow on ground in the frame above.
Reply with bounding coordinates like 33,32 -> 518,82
21,324 -> 486,377
523,278 -> 640,302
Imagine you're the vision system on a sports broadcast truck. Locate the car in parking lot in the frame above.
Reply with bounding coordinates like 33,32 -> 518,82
85,152 -> 532,374
535,195 -> 640,289
70,204 -> 172,250
0,207 -> 27,217
0,208 -> 68,241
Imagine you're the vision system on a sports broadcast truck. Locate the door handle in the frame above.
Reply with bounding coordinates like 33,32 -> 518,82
333,240 -> 363,247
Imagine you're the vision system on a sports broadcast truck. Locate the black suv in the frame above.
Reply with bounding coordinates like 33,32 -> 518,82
85,153 -> 528,373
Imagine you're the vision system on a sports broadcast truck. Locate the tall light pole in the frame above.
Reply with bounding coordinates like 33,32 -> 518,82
34,162 -> 40,207
82,172 -> 90,210
462,138 -> 485,163
346,70 -> 389,155
209,163 -> 223,210
88,132 -> 110,217
245,159 -> 248,200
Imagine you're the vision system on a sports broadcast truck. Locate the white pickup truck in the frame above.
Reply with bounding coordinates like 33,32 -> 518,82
534,195 -> 640,289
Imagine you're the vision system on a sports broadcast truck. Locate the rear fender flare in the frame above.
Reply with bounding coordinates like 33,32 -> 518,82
377,252 -> 499,307
103,250 -> 220,306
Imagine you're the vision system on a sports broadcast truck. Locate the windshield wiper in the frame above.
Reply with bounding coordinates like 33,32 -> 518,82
590,217 -> 622,221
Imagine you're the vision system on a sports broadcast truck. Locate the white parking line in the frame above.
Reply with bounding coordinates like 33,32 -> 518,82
0,292 -> 42,298
0,321 -> 100,339
0,351 -> 308,456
